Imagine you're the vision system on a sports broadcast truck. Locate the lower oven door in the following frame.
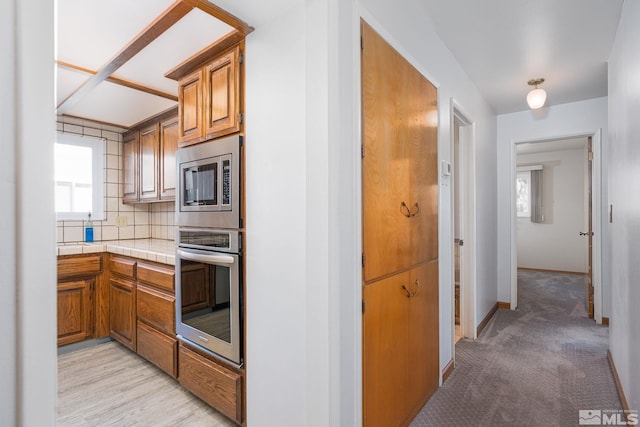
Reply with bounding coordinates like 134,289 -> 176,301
176,247 -> 241,365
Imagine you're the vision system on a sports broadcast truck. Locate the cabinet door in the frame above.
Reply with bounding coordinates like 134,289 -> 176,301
110,276 -> 136,350
362,262 -> 439,427
122,132 -> 139,203
58,279 -> 94,346
137,283 -> 175,335
178,69 -> 204,146
180,261 -> 211,314
363,272 -> 412,427
405,261 -> 439,414
204,46 -> 241,140
137,321 -> 177,378
139,124 -> 159,201
408,80 -> 438,266
160,117 -> 178,200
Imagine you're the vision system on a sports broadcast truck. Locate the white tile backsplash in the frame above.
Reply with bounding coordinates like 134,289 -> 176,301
57,118 -> 174,244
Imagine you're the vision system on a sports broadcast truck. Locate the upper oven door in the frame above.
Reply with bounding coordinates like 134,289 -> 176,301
176,135 -> 241,229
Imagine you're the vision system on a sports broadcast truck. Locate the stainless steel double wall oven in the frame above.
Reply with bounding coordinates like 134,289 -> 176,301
175,135 -> 243,366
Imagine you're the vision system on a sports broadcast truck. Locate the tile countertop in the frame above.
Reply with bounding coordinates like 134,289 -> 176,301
57,239 -> 176,265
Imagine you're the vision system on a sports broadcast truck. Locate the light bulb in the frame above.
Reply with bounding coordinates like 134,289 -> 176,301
527,88 -> 547,109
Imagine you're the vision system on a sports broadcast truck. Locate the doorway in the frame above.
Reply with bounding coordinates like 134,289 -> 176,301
451,103 -> 476,343
510,133 -> 601,321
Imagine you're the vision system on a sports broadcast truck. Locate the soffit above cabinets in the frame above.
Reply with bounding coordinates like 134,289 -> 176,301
56,0 -> 245,129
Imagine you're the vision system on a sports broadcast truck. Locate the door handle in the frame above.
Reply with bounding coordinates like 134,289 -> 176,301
400,202 -> 411,218
409,203 -> 420,217
177,249 -> 235,265
579,232 -> 594,236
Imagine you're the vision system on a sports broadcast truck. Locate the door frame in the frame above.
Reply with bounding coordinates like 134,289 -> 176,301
508,130 -> 603,323
450,100 -> 477,341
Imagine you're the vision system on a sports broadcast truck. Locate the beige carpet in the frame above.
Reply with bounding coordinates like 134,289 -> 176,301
410,270 -> 621,426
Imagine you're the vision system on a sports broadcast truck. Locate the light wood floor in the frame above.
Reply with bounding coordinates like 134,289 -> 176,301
57,340 -> 234,426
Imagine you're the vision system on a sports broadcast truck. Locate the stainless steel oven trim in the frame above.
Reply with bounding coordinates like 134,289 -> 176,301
176,135 -> 241,229
177,227 -> 240,254
175,246 -> 242,365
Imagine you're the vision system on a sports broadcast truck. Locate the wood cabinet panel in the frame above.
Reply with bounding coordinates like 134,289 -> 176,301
139,124 -> 159,201
137,321 -> 177,378
110,256 -> 136,278
110,276 -> 136,350
123,132 -> 139,203
137,283 -> 175,335
180,261 -> 211,314
58,279 -> 94,346
204,46 -> 240,140
137,262 -> 174,293
361,21 -> 440,427
361,21 -> 438,283
363,262 -> 439,427
58,254 -> 102,278
178,69 -> 204,146
160,117 -> 178,200
179,344 -> 242,424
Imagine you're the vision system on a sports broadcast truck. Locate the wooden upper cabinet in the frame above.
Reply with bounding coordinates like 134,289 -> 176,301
178,44 -> 242,147
123,132 -> 139,203
178,69 -> 204,146
123,110 -> 178,203
204,46 -> 241,140
361,21 -> 438,282
140,124 -> 159,201
160,117 -> 178,200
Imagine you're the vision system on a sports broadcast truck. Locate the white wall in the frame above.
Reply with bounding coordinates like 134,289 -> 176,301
607,0 -> 640,412
496,97 -> 609,317
0,0 -> 57,425
517,147 -> 588,273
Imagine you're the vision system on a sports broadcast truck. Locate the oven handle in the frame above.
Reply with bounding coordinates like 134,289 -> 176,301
177,249 -> 235,265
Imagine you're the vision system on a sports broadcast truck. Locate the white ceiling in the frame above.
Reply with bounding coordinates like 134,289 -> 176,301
56,0 -> 234,128
420,0 -> 624,114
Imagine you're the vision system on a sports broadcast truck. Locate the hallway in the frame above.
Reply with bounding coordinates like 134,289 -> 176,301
410,270 -> 621,426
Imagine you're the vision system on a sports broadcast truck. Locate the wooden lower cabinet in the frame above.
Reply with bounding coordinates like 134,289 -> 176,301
137,321 -> 177,378
57,279 -> 94,346
178,343 -> 243,424
363,261 -> 439,427
109,276 -> 136,350
57,253 -> 106,347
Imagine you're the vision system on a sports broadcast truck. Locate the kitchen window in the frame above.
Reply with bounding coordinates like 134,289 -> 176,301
55,134 -> 104,220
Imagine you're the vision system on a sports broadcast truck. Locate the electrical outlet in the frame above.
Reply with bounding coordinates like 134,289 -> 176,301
115,216 -> 128,227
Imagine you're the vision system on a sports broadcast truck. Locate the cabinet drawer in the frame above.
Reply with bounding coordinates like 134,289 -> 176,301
138,261 -> 174,292
137,321 -> 177,378
58,255 -> 102,278
110,256 -> 136,278
178,344 -> 242,423
137,283 -> 175,335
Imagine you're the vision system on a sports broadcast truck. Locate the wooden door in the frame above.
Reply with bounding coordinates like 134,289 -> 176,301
179,69 -> 204,146
362,23 -> 438,281
122,132 -> 139,203
57,279 -> 94,346
139,124 -> 159,201
362,20 -> 439,427
363,271 -> 412,427
109,276 -> 136,350
160,116 -> 179,200
204,46 -> 241,140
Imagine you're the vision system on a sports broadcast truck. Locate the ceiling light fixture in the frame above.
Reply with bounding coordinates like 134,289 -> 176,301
526,78 -> 547,109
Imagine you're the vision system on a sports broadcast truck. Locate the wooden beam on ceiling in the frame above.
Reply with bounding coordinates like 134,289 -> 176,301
57,61 -> 178,102
165,30 -> 244,81
182,0 -> 253,36
56,0 -> 193,115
